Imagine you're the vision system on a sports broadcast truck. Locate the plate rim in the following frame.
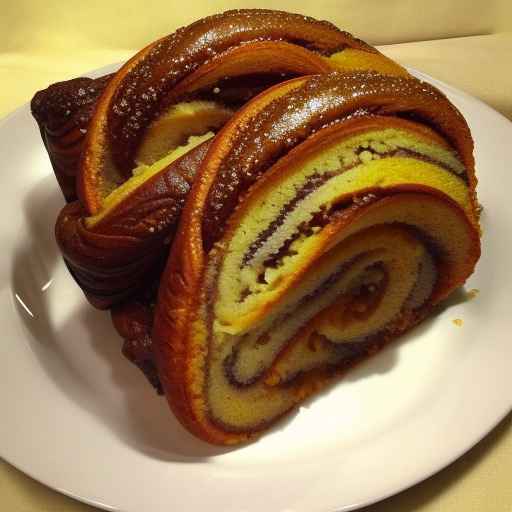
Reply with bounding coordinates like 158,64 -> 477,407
1,63 -> 511,512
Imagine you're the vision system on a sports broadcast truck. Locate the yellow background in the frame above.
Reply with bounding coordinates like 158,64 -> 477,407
1,1 -> 511,511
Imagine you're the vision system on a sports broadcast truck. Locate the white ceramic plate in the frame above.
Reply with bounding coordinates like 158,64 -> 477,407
1,65 -> 511,512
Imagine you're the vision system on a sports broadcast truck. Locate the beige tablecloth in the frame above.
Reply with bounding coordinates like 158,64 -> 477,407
1,2 -> 511,510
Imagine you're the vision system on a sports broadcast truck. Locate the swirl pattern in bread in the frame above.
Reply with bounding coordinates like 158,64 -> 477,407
152,72 -> 480,444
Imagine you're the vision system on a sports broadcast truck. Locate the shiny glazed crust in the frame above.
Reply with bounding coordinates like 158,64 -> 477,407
36,9 -> 406,308
31,75 -> 111,201
78,9 -> 404,214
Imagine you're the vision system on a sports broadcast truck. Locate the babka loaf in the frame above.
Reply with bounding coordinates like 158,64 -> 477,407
31,10 -> 480,442
153,72 -> 480,444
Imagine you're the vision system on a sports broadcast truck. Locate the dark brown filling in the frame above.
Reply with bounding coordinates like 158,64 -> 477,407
242,149 -> 463,273
188,72 -> 301,107
242,172 -> 336,266
225,258 -> 384,387
256,205 -> 336,283
399,224 -> 444,306
221,214 -> 444,390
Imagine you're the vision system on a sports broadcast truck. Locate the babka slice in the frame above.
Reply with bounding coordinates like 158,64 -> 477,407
153,71 -> 480,444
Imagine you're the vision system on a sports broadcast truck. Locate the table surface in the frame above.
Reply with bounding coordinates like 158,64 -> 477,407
1,6 -> 511,511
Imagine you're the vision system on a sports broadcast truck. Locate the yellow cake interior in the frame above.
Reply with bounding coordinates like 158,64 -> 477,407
86,100 -> 233,227
189,122 -> 476,433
